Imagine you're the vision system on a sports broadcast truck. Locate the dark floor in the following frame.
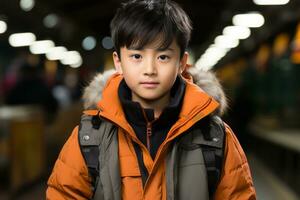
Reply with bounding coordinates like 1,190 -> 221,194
248,153 -> 299,200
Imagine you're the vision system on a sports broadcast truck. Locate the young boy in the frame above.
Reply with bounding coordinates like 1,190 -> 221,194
47,0 -> 256,199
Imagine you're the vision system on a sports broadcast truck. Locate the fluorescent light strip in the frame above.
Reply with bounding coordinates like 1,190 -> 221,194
8,32 -> 36,47
223,26 -> 251,40
214,35 -> 239,49
233,12 -> 265,28
29,40 -> 55,54
0,21 -> 7,34
46,46 -> 67,60
60,51 -> 83,68
253,0 -> 289,5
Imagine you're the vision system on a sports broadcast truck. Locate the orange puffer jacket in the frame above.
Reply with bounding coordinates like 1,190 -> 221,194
47,72 -> 256,200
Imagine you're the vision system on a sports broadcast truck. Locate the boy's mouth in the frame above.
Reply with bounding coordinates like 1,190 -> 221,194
140,81 -> 159,88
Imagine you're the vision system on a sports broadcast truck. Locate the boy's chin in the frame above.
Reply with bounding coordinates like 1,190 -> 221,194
135,95 -> 160,102
133,92 -> 170,104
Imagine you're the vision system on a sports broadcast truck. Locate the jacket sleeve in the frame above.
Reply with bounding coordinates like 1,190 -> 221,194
214,124 -> 256,200
46,126 -> 93,200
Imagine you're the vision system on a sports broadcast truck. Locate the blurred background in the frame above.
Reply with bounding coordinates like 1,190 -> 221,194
0,0 -> 299,199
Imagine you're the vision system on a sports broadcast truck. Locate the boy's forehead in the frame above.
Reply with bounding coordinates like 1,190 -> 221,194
127,38 -> 179,51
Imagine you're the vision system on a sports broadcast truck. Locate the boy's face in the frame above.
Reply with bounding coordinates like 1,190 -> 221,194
113,39 -> 188,108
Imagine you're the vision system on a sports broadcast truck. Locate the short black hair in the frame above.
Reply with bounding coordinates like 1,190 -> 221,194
110,0 -> 192,58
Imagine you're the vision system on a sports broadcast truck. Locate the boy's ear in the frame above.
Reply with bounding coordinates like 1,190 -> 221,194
113,51 -> 123,74
179,51 -> 189,73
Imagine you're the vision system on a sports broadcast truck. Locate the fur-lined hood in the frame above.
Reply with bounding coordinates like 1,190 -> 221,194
82,68 -> 227,116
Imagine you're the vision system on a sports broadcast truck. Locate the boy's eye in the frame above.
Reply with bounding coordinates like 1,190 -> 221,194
130,54 -> 142,60
158,55 -> 170,61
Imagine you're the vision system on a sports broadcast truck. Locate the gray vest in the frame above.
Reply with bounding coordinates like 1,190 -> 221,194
79,114 -> 225,200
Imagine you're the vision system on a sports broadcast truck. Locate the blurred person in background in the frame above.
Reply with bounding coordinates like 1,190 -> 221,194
5,62 -> 58,123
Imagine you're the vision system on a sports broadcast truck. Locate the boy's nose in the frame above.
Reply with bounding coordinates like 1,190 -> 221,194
144,59 -> 157,76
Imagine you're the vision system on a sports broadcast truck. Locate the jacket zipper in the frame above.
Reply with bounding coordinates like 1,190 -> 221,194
141,108 -> 156,152
146,122 -> 152,151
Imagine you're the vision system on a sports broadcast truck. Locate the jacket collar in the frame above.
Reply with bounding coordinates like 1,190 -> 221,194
97,73 -> 219,140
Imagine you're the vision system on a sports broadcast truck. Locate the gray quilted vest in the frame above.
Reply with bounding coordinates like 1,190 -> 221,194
79,114 -> 225,200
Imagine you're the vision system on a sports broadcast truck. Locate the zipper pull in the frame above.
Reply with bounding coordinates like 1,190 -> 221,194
146,123 -> 152,151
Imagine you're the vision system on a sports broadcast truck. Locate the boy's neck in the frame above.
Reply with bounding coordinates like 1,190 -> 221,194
132,92 -> 171,119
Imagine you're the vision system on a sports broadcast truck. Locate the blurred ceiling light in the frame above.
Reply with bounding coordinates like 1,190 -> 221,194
8,32 -> 36,47
0,21 -> 7,34
214,35 -> 239,48
223,26 -> 251,40
233,12 -> 265,28
253,0 -> 289,5
195,57 -> 217,71
82,36 -> 96,51
201,48 -> 227,60
20,0 -> 35,12
43,14 -> 59,28
29,40 -> 55,54
102,36 -> 114,50
204,46 -> 229,58
60,51 -> 82,68
46,46 -> 67,60
70,59 -> 83,68
195,45 -> 229,71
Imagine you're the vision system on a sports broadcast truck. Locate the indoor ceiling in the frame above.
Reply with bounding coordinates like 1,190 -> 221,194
1,0 -> 300,68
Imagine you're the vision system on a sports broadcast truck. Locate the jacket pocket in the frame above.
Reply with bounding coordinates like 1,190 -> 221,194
119,156 -> 143,200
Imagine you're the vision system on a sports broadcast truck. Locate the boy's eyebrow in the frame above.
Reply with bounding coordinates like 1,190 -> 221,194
157,47 -> 174,52
127,47 -> 174,51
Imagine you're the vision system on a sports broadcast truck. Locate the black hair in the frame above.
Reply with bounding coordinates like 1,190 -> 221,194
110,0 -> 192,58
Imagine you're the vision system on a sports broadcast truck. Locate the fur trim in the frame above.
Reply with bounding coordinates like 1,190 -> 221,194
82,68 -> 227,115
188,67 -> 227,116
82,69 -> 116,110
